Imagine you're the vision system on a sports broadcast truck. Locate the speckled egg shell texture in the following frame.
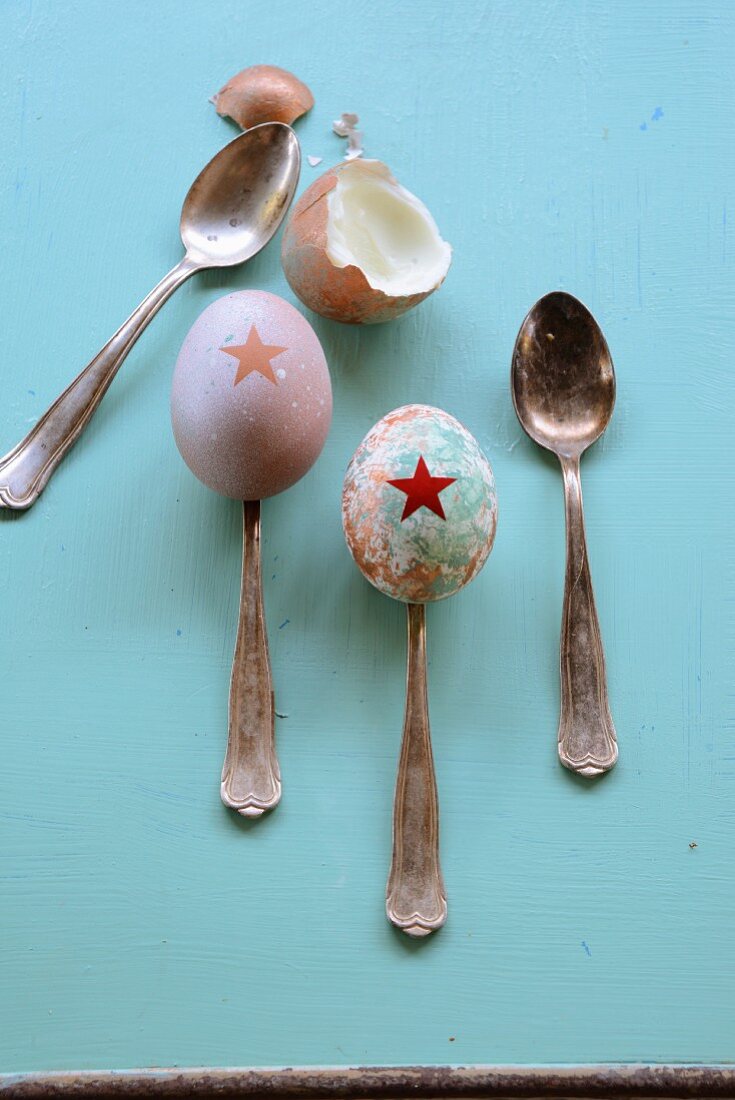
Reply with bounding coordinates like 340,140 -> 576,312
171,290 -> 332,500
342,405 -> 497,603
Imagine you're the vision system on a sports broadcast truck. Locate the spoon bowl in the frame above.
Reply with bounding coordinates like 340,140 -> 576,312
181,123 -> 300,266
512,291 -> 615,457
511,291 -> 618,777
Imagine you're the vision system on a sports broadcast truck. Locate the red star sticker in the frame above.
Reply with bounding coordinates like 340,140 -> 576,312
387,455 -> 457,522
220,326 -> 287,386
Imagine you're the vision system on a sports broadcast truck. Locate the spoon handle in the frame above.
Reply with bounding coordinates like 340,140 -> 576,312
558,455 -> 618,776
0,255 -> 200,510
386,603 -> 447,937
222,499 -> 281,817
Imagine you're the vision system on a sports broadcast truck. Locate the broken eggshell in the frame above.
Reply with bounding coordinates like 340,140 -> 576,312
281,159 -> 452,324
211,65 -> 314,129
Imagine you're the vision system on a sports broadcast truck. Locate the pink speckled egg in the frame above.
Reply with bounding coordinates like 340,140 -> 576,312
171,290 -> 332,500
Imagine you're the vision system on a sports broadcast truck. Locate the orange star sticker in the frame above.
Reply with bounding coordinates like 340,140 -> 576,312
220,326 -> 287,386
387,455 -> 457,521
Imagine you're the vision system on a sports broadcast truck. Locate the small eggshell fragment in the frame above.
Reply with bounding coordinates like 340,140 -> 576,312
281,159 -> 452,325
171,290 -> 332,501
212,65 -> 314,129
342,405 -> 497,603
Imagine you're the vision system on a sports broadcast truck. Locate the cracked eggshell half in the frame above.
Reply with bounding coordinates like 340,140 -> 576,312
342,405 -> 497,603
211,65 -> 314,129
171,290 -> 332,501
281,160 -> 452,324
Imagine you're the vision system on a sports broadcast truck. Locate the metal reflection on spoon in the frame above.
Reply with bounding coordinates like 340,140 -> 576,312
511,291 -> 618,777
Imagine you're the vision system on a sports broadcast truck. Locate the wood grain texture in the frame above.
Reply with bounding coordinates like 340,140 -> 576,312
0,0 -> 733,1074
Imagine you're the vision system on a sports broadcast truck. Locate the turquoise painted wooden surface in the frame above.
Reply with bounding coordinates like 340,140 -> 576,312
1,0 -> 733,1074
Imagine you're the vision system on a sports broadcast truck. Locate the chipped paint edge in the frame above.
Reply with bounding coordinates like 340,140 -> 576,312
2,1064 -> 735,1098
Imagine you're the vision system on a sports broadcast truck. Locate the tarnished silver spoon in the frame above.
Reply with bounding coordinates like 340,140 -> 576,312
0,122 -> 300,510
511,291 -> 618,777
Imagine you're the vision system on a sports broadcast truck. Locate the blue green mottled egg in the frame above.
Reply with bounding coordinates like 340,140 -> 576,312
342,404 -> 497,603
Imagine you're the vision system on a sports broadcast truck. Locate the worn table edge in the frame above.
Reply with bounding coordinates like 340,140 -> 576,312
1,1065 -> 735,1098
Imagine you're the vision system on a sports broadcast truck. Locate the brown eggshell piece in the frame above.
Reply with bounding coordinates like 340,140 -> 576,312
281,162 -> 441,325
212,65 -> 314,129
171,290 -> 332,500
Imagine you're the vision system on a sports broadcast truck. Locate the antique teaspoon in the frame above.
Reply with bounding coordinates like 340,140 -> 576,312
511,291 -> 618,777
0,123 -> 300,510
171,291 -> 332,816
343,405 -> 497,934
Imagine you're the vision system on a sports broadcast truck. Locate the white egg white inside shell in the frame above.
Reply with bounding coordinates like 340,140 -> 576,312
326,160 -> 451,297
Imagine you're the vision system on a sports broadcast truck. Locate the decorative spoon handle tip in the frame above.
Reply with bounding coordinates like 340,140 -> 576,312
559,745 -> 618,778
387,909 -> 447,938
220,781 -> 281,817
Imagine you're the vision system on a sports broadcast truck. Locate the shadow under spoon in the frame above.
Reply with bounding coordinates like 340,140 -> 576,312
0,122 -> 300,510
511,291 -> 618,777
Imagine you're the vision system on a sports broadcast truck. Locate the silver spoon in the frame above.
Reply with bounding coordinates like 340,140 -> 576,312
511,291 -> 618,777
0,122 -> 300,510
386,602 -> 446,936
